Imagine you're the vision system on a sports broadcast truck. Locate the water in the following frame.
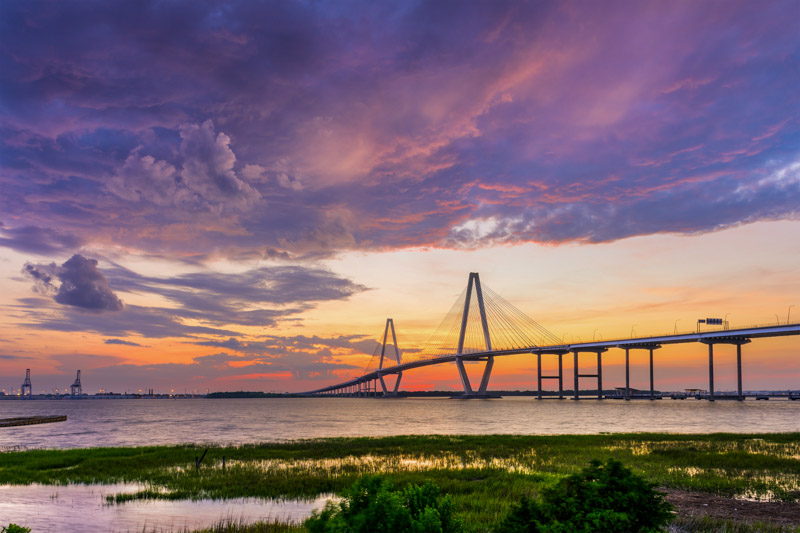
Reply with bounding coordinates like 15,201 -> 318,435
2,397 -> 799,531
1,397 -> 799,449
0,483 -> 330,532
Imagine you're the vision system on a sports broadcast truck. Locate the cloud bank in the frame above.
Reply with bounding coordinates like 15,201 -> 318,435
0,1 -> 797,259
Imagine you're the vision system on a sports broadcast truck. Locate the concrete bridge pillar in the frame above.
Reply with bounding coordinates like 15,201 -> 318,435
621,344 -> 661,400
700,338 -> 750,400
536,351 -> 568,399
572,349 -> 606,400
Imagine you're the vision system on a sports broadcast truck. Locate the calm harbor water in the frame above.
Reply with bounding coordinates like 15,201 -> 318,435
1,397 -> 799,449
0,483 -> 330,533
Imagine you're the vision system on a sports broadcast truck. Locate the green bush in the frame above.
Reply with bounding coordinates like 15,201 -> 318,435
2,525 -> 31,533
305,475 -> 462,533
497,459 -> 673,533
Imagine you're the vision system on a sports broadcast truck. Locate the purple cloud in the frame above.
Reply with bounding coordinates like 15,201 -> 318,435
0,0 -> 798,258
0,223 -> 83,256
23,254 -> 123,312
17,259 -> 367,341
104,338 -> 144,347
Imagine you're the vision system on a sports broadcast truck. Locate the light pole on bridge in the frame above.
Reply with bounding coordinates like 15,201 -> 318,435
788,305 -> 796,324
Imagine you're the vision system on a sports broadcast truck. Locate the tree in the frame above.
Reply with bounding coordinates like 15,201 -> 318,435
497,459 -> 673,533
306,476 -> 462,533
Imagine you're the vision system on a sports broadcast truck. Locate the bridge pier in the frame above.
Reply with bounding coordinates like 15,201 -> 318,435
572,349 -> 606,400
379,372 -> 403,397
620,344 -> 661,400
377,318 -> 403,398
452,274 -> 498,398
536,350 -> 568,399
454,356 -> 496,398
700,337 -> 750,400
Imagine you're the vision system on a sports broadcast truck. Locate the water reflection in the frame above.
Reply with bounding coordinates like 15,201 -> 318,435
0,483 -> 329,533
0,397 -> 798,450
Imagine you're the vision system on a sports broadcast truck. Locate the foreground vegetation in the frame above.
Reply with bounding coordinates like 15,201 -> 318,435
2,433 -> 800,531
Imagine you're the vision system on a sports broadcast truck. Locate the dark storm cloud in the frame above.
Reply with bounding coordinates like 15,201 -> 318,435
23,254 -> 124,312
53,254 -> 124,311
1,1 -> 800,255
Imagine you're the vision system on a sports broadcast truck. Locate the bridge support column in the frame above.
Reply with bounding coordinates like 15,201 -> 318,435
701,337 -> 750,401
379,372 -> 403,396
625,349 -> 630,401
597,351 -> 603,400
737,343 -> 743,400
573,350 -> 579,400
537,353 -> 542,400
456,356 -> 473,395
478,356 -> 494,394
572,349 -> 605,400
708,343 -> 715,401
452,273 -> 497,398
377,318 -> 403,397
621,344 -> 660,400
536,351 -> 569,399
455,356 -> 495,397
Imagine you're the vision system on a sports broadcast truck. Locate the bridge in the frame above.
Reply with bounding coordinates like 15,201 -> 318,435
304,273 -> 800,400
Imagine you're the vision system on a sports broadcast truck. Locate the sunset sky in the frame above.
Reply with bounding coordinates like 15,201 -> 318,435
1,1 -> 799,395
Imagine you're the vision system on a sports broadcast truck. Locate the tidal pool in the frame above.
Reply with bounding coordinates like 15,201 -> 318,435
0,483 -> 330,532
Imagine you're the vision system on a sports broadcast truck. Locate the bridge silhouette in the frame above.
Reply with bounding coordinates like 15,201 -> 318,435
304,273 -> 800,400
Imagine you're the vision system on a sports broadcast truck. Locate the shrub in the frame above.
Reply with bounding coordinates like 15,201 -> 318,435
497,459 -> 673,533
305,475 -> 462,533
2,525 -> 32,533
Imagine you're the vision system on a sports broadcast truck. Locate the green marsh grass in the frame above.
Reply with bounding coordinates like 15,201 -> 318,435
2,433 -> 800,531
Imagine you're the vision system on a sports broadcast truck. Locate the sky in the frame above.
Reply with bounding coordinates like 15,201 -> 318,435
1,0 -> 799,395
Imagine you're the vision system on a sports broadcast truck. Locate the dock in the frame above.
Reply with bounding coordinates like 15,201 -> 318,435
0,415 -> 67,428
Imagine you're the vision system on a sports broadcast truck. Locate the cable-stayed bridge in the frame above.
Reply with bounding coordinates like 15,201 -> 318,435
303,273 -> 800,400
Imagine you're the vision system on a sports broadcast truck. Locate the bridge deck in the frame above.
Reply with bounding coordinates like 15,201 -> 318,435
305,323 -> 800,395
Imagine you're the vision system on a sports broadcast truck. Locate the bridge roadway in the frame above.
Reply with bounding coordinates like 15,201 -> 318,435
305,322 -> 800,399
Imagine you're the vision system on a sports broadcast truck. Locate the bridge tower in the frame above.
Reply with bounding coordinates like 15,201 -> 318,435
455,272 -> 496,397
21,369 -> 32,398
377,319 -> 403,396
71,370 -> 82,398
